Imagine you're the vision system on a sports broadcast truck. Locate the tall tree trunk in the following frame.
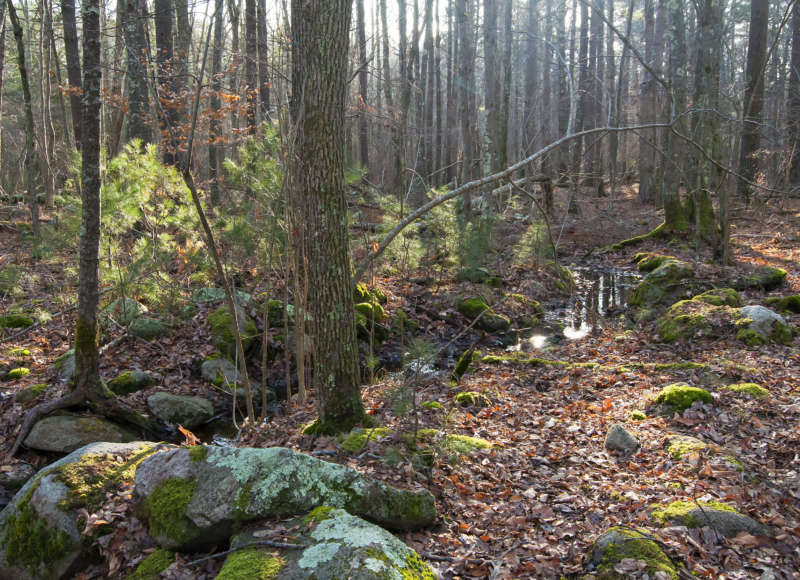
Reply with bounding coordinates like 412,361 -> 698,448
209,0 -> 224,204
419,0 -> 434,192
638,0 -> 657,203
524,0 -> 539,160
585,0 -> 603,187
500,0 -> 512,168
290,0 -> 365,434
228,0 -> 241,141
124,0 -> 151,145
457,0 -> 478,192
789,0 -> 800,185
0,3 -> 5,185
155,0 -> 178,164
737,0 -> 769,200
433,0 -> 443,186
356,0 -> 369,172
484,0 -> 501,172
61,0 -> 82,149
663,0 -> 688,231
257,0 -> 270,119
396,0 -> 409,193
571,0 -> 589,178
245,0 -> 257,133
444,1 -> 458,185
74,0 -> 104,397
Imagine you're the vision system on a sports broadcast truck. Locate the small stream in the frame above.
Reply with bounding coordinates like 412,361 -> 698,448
511,266 -> 640,351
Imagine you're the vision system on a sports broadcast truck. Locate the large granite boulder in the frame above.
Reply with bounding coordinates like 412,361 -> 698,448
0,442 -> 159,580
208,305 -> 258,358
218,507 -> 436,579
146,392 -> 214,429
651,500 -> 767,538
23,414 -> 136,453
134,446 -> 437,551
736,305 -> 792,346
630,260 -> 695,308
585,526 -> 679,579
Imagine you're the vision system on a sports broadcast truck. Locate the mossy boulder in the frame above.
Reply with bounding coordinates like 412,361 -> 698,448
133,446 -> 437,551
6,367 -> 30,380
765,295 -> 800,314
651,500 -> 767,537
209,305 -> 258,358
266,299 -> 292,328
0,313 -> 35,329
129,317 -> 169,340
193,287 -> 252,306
736,305 -> 792,346
354,301 -> 387,324
23,414 -> 137,453
99,298 -> 148,327
665,435 -> 708,460
655,383 -> 712,413
53,349 -> 76,382
629,260 -> 695,308
0,442 -> 158,580
107,370 -> 160,395
734,265 -> 787,291
146,392 -> 214,429
633,252 -> 676,273
656,300 -> 727,342
456,297 -> 510,333
222,507 -> 435,579
692,288 -> 742,307
15,383 -> 49,403
508,293 -> 544,328
201,358 -> 242,387
128,548 -> 174,580
354,312 -> 390,344
454,391 -> 490,407
353,283 -> 387,305
721,382 -> 769,398
585,526 -> 678,579
341,427 -> 393,453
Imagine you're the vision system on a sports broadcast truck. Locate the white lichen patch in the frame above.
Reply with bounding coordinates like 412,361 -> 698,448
297,540 -> 342,569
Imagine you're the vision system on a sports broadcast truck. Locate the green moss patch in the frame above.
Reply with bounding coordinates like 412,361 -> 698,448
454,391 -> 490,407
6,367 -> 30,380
666,435 -> 708,460
0,313 -> 35,328
341,427 -> 393,453
451,348 -> 474,382
630,410 -> 646,421
9,347 -> 31,358
651,500 -> 738,527
736,265 -> 787,291
302,505 -> 335,525
421,401 -> 442,410
108,371 -> 159,396
128,548 -> 174,580
657,300 -> 720,342
215,548 -> 285,580
721,382 -> 769,398
588,526 -> 678,579
692,288 -> 742,307
15,382 -> 48,403
765,295 -> 800,314
656,383 -> 712,412
209,305 -> 257,358
634,252 -> 675,272
3,502 -> 73,572
629,260 -> 695,307
142,478 -> 200,545
354,301 -> 387,323
456,297 -> 510,333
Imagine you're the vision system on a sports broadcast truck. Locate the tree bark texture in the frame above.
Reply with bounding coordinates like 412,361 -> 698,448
61,0 -> 82,149
124,0 -> 151,145
790,0 -> 800,184
290,0 -> 365,433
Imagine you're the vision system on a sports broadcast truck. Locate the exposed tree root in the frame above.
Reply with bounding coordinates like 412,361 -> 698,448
604,221 -> 667,252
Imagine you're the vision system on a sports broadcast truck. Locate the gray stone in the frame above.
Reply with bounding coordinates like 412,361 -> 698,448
653,501 -> 768,538
740,305 -> 787,338
53,349 -> 75,382
129,317 -> 169,340
222,508 -> 436,579
134,446 -> 437,551
100,298 -> 148,327
192,287 -> 251,306
147,392 -> 214,429
107,370 -> 160,395
200,358 -> 258,400
604,424 -> 640,454
0,442 -> 157,580
23,414 -> 136,453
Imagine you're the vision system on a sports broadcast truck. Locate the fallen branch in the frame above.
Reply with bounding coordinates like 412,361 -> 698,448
184,540 -> 308,567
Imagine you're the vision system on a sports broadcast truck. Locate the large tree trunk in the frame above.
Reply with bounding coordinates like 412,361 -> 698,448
356,0 -> 369,173
155,0 -> 178,164
737,0 -> 769,200
457,0 -> 479,191
209,0 -> 224,204
790,0 -> 800,185
74,0 -> 105,397
663,0 -> 688,231
124,0 -> 151,145
638,0 -> 658,203
61,0 -> 82,149
290,0 -> 365,434
245,0 -> 257,133
0,3 -> 5,184
484,0 -> 501,173
257,0 -> 270,119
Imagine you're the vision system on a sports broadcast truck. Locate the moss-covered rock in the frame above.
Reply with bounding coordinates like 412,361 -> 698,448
0,442 -> 158,580
354,301 -> 387,323
129,317 -> 169,340
6,367 -> 30,380
193,287 -> 252,306
53,349 -> 76,382
340,427 -> 393,453
721,382 -> 769,398
585,526 -> 678,579
451,348 -> 474,382
457,266 -> 490,283
629,410 -> 646,421
656,300 -> 725,342
133,446 -> 437,551
665,435 -> 708,460
456,297 -> 510,333
265,299 -> 292,328
629,260 -> 695,308
215,547 -> 284,580
508,293 -> 544,328
23,414 -> 137,453
100,298 -> 148,327
734,265 -> 787,291
765,295 -> 800,314
454,391 -> 490,407
633,252 -> 676,273
353,283 -> 387,305
692,288 -> 742,307
0,313 -> 35,329
108,370 -> 160,395
15,383 -> 49,403
655,383 -> 712,413
224,508 -> 434,579
146,392 -> 214,429
421,401 -> 442,410
354,312 -> 390,344
651,500 -> 767,537
128,548 -> 174,580
736,305 -> 793,346
8,347 -> 31,359
209,305 -> 258,358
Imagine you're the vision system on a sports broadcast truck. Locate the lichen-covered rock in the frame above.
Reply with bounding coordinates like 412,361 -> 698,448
691,288 -> 742,307
208,305 -> 258,358
129,317 -> 169,340
456,297 -> 510,333
220,507 -> 436,579
15,383 -> 49,403
651,500 -> 767,537
0,313 -> 35,329
736,305 -> 792,346
99,298 -> 148,327
134,446 -> 437,551
585,526 -> 678,579
629,260 -> 695,307
734,265 -> 787,291
656,300 -> 728,342
193,287 -> 252,306
655,383 -> 712,413
0,442 -> 159,580
108,370 -> 160,395
53,349 -> 75,382
604,424 -> 639,454
147,393 -> 214,429
23,414 -> 136,453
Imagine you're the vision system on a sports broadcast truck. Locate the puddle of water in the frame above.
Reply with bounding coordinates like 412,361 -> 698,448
511,267 -> 640,351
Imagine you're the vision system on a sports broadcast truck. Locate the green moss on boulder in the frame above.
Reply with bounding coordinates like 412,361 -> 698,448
665,435 -> 708,460
215,548 -> 285,580
657,300 -> 724,342
3,502 -> 73,573
421,401 -> 442,410
655,383 -> 712,412
630,260 -> 695,307
341,427 -> 393,453
456,297 -> 510,333
108,370 -> 160,395
142,478 -> 201,547
765,295 -> 800,314
735,265 -> 787,291
634,252 -> 676,273
692,288 -> 742,307
129,317 -> 169,340
651,500 -> 766,537
100,298 -> 147,327
454,391 -> 490,407
128,548 -> 174,580
15,383 -> 49,403
354,301 -> 387,323
721,382 -> 769,398
6,367 -> 30,380
586,526 -> 678,579
0,313 -> 35,328
209,305 -> 258,358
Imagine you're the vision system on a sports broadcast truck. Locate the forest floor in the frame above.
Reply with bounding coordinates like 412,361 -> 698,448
1,185 -> 799,579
